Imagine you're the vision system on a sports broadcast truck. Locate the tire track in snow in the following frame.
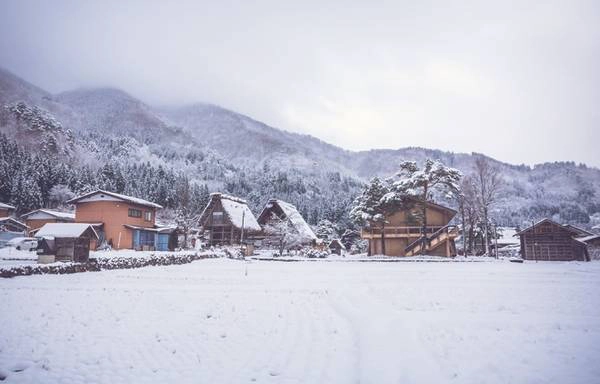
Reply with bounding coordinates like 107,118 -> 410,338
328,287 -> 446,384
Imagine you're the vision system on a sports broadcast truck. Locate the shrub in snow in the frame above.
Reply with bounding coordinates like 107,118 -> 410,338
300,248 -> 329,259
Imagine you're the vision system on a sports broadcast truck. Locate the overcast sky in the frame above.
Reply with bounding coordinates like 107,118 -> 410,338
1,0 -> 598,166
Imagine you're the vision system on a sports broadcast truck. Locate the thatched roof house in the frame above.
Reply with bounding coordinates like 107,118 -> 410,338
198,193 -> 261,246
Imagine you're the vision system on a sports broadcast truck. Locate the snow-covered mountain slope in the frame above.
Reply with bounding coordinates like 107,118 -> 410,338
1,67 -> 599,227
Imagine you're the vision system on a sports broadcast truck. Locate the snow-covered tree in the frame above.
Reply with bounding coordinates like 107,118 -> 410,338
455,175 -> 479,255
263,212 -> 305,255
48,184 -> 75,209
472,156 -> 502,256
385,159 -> 461,254
314,219 -> 338,242
350,177 -> 402,255
9,173 -> 43,213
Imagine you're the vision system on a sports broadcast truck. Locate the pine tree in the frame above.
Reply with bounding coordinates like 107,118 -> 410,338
386,159 -> 461,254
349,177 -> 400,255
314,219 -> 338,242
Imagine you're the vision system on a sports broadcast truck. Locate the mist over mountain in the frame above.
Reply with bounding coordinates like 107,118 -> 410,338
1,67 -> 599,229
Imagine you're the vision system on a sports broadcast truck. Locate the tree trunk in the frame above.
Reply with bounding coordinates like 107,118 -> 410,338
483,207 -> 489,256
460,204 -> 466,256
468,221 -> 474,256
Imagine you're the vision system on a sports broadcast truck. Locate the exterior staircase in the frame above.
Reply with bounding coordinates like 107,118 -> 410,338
404,225 -> 458,256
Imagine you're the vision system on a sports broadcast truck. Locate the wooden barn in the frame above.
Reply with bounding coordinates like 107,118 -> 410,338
517,219 -> 591,261
257,199 -> 317,247
328,239 -> 346,255
198,193 -> 262,246
360,199 -> 458,257
36,223 -> 99,263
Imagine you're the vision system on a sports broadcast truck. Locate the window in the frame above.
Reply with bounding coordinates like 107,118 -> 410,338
212,211 -> 224,225
128,208 -> 142,218
139,230 -> 155,246
144,211 -> 153,222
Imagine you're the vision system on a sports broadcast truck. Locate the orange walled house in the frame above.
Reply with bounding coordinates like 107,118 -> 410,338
20,209 -> 75,234
67,190 -> 171,251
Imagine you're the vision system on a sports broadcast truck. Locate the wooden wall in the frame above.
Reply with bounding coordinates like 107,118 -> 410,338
520,221 -> 587,261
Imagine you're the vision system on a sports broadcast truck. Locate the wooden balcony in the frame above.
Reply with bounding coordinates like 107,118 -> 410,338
361,226 -> 455,239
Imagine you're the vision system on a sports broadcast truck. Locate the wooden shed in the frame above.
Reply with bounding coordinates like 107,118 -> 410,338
36,223 -> 99,263
517,219 -> 591,262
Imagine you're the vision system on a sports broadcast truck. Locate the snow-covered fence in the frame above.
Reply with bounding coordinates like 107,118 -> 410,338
0,252 -> 217,278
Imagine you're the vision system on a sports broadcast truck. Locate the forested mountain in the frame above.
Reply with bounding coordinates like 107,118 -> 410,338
1,67 -> 599,230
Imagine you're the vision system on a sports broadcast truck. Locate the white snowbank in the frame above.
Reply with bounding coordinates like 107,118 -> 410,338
1,259 -> 599,383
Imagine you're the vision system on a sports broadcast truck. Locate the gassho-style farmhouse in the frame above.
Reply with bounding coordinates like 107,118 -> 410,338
1,186 -> 598,263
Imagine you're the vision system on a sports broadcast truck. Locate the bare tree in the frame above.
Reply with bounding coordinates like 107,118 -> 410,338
472,156 -> 503,256
263,212 -> 305,256
456,175 -> 479,256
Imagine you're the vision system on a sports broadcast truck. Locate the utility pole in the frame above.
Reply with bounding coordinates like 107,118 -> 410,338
240,210 -> 245,244
493,223 -> 499,259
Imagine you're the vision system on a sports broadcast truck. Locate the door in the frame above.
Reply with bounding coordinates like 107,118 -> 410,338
157,234 -> 169,251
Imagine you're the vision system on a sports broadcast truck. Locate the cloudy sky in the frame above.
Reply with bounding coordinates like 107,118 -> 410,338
1,0 -> 598,166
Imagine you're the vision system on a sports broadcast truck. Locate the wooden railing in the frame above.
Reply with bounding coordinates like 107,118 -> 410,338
404,225 -> 459,256
361,226 -> 446,238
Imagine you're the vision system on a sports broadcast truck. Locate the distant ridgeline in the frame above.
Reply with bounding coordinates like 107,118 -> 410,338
1,67 -> 599,231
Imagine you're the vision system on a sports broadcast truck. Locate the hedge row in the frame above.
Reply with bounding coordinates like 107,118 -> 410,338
0,253 -> 215,278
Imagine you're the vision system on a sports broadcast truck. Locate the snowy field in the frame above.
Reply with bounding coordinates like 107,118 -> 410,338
1,259 -> 599,384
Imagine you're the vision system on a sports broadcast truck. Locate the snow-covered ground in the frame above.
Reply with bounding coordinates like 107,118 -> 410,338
1,259 -> 599,383
0,247 -> 38,261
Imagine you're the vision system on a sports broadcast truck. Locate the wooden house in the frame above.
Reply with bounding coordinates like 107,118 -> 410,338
20,209 -> 75,234
36,223 -> 99,263
257,199 -> 317,247
0,217 -> 28,233
198,193 -> 261,246
360,199 -> 458,257
67,190 -> 171,251
0,202 -> 15,217
517,219 -> 591,261
328,239 -> 346,255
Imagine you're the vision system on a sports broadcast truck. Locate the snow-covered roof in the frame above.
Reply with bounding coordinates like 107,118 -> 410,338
517,219 -> 593,237
67,190 -> 163,209
577,234 -> 600,243
259,199 -> 317,241
36,223 -> 98,239
0,217 -> 29,229
20,209 -> 75,220
0,202 -> 15,210
220,196 -> 261,231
